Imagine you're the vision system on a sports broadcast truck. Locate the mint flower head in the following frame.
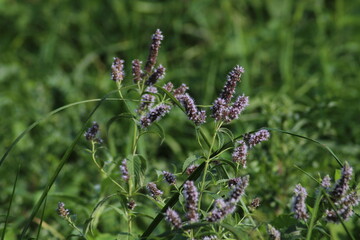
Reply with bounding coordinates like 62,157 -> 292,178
292,184 -> 309,221
144,29 -> 163,75
183,180 -> 199,222
111,57 -> 125,82
165,208 -> 182,229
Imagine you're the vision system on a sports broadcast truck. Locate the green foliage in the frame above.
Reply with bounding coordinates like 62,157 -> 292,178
1,0 -> 360,239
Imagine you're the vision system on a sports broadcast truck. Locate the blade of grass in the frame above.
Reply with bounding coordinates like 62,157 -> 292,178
1,162 -> 21,240
306,192 -> 322,240
19,91 -> 116,238
35,195 -> 47,240
265,128 -> 343,167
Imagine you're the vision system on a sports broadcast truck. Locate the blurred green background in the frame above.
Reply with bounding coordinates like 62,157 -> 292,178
1,0 -> 359,238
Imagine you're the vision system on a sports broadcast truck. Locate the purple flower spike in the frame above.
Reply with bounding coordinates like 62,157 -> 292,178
219,65 -> 245,104
292,184 -> 309,221
111,57 -> 125,82
144,29 -> 163,75
140,103 -> 171,128
183,181 -> 199,222
245,129 -> 270,148
165,208 -> 182,228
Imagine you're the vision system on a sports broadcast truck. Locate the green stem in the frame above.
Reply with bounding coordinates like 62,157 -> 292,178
91,141 -> 126,194
198,121 -> 223,210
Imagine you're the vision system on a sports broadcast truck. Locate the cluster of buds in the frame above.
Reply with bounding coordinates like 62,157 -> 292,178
292,184 -> 309,220
120,159 -> 129,182
163,171 -> 176,185
183,181 -> 199,222
324,162 -> 359,223
249,197 -> 261,210
137,86 -> 158,113
111,57 -> 125,83
139,103 -> 172,128
147,182 -> 163,199
165,208 -> 182,229
211,66 -> 249,122
207,175 -> 249,222
232,129 -> 270,168
267,224 -> 281,240
127,200 -> 136,210
84,121 -> 103,143
57,202 -> 70,218
186,164 -> 198,175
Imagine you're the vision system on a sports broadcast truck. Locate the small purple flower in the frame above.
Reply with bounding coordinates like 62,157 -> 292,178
244,129 -> 270,148
292,184 -> 309,221
226,175 -> 249,204
228,95 -> 249,121
186,164 -> 198,175
147,182 -> 163,199
232,140 -> 248,168
140,103 -> 171,128
326,190 -> 360,223
207,199 -> 236,222
127,200 -> 136,210
163,171 -> 176,185
330,162 -> 353,200
228,177 -> 242,188
249,197 -> 261,209
144,29 -> 163,75
165,208 -> 182,228
137,86 -> 158,113
183,181 -> 199,222
132,59 -> 143,83
176,93 -> 206,125
267,224 -> 281,240
111,57 -> 125,82
120,159 -> 129,181
173,83 -> 189,96
162,82 -> 174,92
84,122 -> 100,141
321,175 -> 331,189
219,65 -> 245,104
57,202 -> 70,218
146,64 -> 166,86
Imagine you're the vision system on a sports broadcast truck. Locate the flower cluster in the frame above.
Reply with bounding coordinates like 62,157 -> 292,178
57,202 -> 70,218
147,182 -> 163,199
163,171 -> 176,185
249,197 -> 261,210
267,224 -> 281,240
211,66 -> 249,122
324,162 -> 359,223
84,121 -> 102,143
207,175 -> 249,222
232,129 -> 270,168
127,200 -> 136,210
132,59 -> 143,83
186,164 -> 198,175
140,103 -> 172,128
145,64 -> 166,86
183,181 -> 199,222
111,57 -> 125,82
321,175 -> 331,189
137,86 -> 158,113
165,208 -> 182,229
120,159 -> 129,182
292,184 -> 309,220
144,29 -> 163,75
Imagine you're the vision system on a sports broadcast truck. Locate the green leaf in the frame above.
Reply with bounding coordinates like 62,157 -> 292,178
182,155 -> 201,172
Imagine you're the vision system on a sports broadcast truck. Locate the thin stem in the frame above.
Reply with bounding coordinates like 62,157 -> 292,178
198,121 -> 223,210
91,141 -> 126,194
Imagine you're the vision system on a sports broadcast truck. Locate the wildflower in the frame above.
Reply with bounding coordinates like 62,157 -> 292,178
186,164 -> 198,175
292,184 -> 309,221
162,82 -> 174,92
84,121 -> 102,143
137,86 -> 158,113
57,202 -> 70,218
207,199 -> 236,222
144,29 -> 163,75
147,182 -> 163,199
232,140 -> 248,168
325,190 -> 360,223
111,57 -> 125,82
211,98 -> 228,121
140,103 -> 171,128
228,95 -> 249,121
173,83 -> 189,96
163,171 -> 176,185
146,64 -> 166,86
219,65 -> 245,104
175,93 -> 206,125
249,197 -> 261,210
132,59 -> 143,83
330,162 -> 352,200
120,159 -> 129,181
321,175 -> 331,189
228,177 -> 242,188
127,200 -> 136,210
165,208 -> 182,228
267,224 -> 281,240
183,181 -> 199,222
244,129 -> 270,148
226,175 -> 249,204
